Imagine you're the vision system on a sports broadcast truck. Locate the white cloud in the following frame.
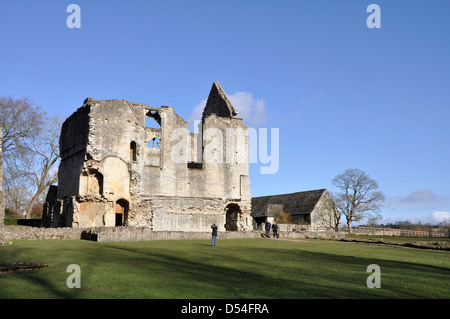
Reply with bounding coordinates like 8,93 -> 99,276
430,211 -> 450,224
384,190 -> 450,208
187,98 -> 207,130
188,91 -> 268,129
379,211 -> 450,225
403,189 -> 437,202
229,92 -> 268,127
379,189 -> 450,225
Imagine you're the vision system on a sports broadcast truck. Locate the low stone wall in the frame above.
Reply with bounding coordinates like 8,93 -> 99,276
86,227 -> 340,242
82,227 -> 263,242
0,226 -> 266,242
0,226 -> 318,242
0,227 -> 84,240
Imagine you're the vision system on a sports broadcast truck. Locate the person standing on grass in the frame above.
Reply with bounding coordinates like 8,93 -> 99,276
265,221 -> 271,238
272,221 -> 279,239
211,224 -> 218,246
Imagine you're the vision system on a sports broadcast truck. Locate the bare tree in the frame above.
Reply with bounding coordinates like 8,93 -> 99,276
0,96 -> 45,162
1,96 -> 63,219
1,96 -> 46,215
331,168 -> 385,232
19,115 -> 63,219
274,211 -> 294,224
5,177 -> 33,213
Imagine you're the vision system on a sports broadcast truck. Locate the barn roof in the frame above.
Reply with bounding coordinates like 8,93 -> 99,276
251,189 -> 327,218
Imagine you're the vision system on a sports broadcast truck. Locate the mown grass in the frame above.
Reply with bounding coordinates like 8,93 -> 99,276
345,234 -> 450,244
0,238 -> 448,299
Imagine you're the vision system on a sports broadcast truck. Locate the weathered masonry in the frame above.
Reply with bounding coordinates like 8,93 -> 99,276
42,82 -> 252,232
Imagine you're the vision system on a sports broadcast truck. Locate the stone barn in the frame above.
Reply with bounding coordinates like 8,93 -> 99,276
42,81 -> 252,232
251,189 -> 339,230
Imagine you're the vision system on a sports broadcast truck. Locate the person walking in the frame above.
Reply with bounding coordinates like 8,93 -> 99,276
272,221 -> 279,239
265,221 -> 271,238
211,224 -> 218,246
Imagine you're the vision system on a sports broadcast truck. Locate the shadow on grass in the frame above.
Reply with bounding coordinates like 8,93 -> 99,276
97,242 -> 450,299
1,240 -> 449,299
0,244 -> 75,299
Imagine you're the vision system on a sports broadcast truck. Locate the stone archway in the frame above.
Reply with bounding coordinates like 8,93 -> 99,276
225,203 -> 241,231
115,199 -> 129,226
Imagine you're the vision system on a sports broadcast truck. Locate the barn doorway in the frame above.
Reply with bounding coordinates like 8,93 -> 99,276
225,204 -> 240,231
115,199 -> 129,226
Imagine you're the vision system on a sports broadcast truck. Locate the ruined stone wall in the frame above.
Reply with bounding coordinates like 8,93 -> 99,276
82,227 -> 262,242
199,86 -> 251,226
0,226 -> 338,243
199,116 -> 250,201
44,82 -> 252,232
55,98 -> 144,228
140,106 -> 190,198
87,99 -> 143,163
58,101 -> 90,199
0,227 -> 84,240
134,197 -> 227,231
127,196 -> 252,232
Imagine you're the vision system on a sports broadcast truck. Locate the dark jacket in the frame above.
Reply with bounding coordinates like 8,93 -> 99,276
211,225 -> 218,236
265,222 -> 271,231
272,224 -> 278,232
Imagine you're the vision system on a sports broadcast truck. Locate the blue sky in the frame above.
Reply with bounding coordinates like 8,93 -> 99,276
1,1 -> 449,225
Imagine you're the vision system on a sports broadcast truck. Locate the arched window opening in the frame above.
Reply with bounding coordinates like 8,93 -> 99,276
225,204 -> 241,231
147,137 -> 161,149
130,141 -> 137,161
145,110 -> 161,129
115,199 -> 129,226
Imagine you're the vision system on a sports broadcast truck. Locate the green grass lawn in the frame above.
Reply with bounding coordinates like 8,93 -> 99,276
0,238 -> 449,299
345,234 -> 450,244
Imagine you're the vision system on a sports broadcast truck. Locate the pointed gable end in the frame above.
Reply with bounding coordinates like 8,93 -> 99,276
202,81 -> 238,120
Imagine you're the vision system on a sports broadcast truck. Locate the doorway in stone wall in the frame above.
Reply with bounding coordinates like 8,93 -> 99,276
115,199 -> 129,226
225,204 -> 240,231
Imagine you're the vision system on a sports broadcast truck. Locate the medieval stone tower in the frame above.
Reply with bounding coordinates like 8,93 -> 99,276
42,82 -> 252,232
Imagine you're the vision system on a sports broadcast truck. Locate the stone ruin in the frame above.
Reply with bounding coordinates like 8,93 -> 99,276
42,82 -> 252,232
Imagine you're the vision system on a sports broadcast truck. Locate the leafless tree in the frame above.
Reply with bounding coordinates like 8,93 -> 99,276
274,211 -> 294,224
5,179 -> 32,213
331,168 -> 385,232
1,96 -> 63,219
1,96 -> 46,214
0,96 -> 45,161
19,115 -> 63,219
